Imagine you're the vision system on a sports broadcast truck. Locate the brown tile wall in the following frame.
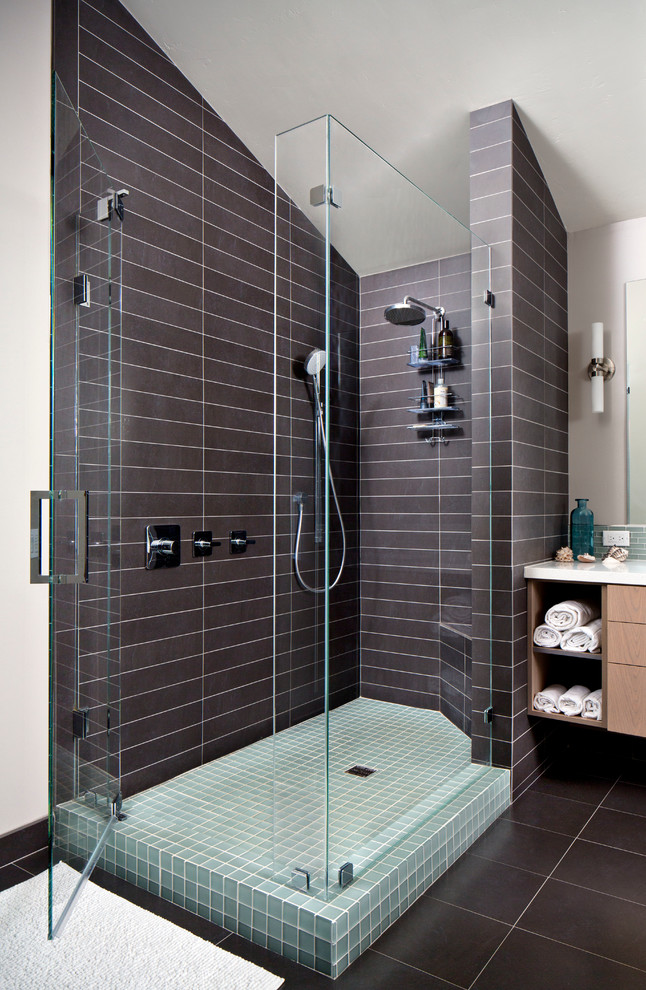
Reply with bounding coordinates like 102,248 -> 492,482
469,101 -> 569,793
53,6 -> 570,802
360,256 -> 473,734
55,0 -> 360,797
0,819 -> 49,888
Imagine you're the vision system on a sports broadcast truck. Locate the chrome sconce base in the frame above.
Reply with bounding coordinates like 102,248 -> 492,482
587,356 -> 615,381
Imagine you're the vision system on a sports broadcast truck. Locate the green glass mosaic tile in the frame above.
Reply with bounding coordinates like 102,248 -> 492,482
58,698 -> 510,980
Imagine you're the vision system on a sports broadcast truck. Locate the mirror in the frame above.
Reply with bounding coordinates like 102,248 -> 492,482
627,277 -> 646,521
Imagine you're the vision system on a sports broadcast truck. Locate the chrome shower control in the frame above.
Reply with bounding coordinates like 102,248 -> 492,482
151,538 -> 175,554
229,531 -> 256,555
192,531 -> 221,557
145,525 -> 181,569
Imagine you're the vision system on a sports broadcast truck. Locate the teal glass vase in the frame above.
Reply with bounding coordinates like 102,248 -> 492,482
570,498 -> 594,557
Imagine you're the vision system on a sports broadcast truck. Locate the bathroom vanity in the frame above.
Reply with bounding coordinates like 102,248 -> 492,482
525,561 -> 646,737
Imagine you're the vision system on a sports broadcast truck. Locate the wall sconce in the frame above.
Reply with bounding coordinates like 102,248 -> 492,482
587,322 -> 615,413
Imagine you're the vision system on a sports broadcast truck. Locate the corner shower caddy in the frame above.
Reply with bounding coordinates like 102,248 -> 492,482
406,354 -> 462,446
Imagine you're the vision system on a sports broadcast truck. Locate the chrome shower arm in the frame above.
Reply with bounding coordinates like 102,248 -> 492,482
404,295 -> 445,318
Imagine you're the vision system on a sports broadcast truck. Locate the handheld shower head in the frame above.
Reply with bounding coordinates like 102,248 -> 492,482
384,296 -> 445,326
304,348 -> 327,377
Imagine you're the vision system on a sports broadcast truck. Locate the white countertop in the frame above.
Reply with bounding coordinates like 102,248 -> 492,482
524,559 -> 646,585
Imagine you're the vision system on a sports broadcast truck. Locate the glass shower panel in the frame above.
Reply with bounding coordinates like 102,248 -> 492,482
272,116 -> 331,895
48,76 -> 122,936
326,116 -> 493,889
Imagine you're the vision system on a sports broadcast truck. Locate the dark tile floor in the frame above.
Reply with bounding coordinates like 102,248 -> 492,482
5,757 -> 646,989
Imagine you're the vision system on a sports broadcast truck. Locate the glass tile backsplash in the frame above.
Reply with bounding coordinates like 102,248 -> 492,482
593,525 -> 646,560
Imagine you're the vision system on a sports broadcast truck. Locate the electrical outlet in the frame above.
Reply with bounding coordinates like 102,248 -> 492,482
602,530 -> 630,547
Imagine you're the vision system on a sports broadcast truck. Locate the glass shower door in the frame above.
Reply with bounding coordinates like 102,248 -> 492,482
43,77 -> 122,937
273,113 -> 494,902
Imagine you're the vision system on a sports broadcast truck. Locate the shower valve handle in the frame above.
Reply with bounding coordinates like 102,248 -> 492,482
150,538 -> 175,555
229,531 -> 256,554
192,531 -> 221,557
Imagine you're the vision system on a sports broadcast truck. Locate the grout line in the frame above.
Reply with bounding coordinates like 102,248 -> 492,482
512,925 -> 646,977
368,947 -> 463,987
466,773 -> 622,989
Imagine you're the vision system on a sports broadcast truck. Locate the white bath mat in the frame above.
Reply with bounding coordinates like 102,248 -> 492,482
0,864 -> 284,990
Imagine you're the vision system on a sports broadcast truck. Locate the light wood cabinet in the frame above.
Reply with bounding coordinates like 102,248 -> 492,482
606,584 -> 646,734
607,622 -> 646,666
607,664 -> 646,736
607,585 -> 646,623
528,578 -> 646,738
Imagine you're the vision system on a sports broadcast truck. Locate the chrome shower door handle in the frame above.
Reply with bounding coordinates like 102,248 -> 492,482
30,490 -> 89,584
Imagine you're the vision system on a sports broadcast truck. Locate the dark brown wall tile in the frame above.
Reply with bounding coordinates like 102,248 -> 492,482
470,101 -> 568,792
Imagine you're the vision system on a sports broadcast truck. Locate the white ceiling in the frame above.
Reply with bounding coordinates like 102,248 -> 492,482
122,0 -> 646,252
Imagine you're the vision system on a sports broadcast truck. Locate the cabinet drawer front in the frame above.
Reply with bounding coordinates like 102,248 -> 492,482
608,664 -> 646,736
607,621 -> 646,666
607,585 -> 646,623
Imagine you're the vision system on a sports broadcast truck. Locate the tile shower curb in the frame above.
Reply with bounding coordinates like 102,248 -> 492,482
58,765 -> 509,977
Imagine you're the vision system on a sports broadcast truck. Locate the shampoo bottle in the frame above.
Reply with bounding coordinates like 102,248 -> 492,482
434,376 -> 449,408
418,325 -> 428,361
437,318 -> 454,360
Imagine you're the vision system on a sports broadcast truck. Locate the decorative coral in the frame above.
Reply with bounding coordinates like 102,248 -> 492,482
555,546 -> 574,562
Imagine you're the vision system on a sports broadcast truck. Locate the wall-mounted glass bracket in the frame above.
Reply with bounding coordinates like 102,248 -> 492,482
309,184 -> 342,208
97,188 -> 129,223
483,289 -> 495,307
73,274 -> 91,307
72,707 -> 90,739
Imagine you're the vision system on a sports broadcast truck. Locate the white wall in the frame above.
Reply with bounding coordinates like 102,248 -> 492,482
0,2 -> 51,835
568,217 -> 646,524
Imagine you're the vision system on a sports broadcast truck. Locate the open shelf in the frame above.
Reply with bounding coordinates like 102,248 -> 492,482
533,645 -> 603,660
406,406 -> 460,414
406,350 -> 464,446
407,357 -> 460,369
529,708 -> 607,728
407,422 -> 461,432
527,579 -> 607,729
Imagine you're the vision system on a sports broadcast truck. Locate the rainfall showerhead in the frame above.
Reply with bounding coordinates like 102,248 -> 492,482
384,295 -> 445,326
304,348 -> 327,377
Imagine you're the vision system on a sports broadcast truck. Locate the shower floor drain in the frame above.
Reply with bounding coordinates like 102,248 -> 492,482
346,765 -> 376,777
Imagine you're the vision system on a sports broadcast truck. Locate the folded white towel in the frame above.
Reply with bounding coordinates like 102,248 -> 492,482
558,684 -> 590,716
545,600 -> 599,630
533,624 -> 563,648
581,688 -> 603,720
533,684 -> 567,713
560,617 -> 603,653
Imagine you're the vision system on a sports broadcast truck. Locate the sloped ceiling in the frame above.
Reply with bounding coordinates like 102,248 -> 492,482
121,0 -> 646,267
